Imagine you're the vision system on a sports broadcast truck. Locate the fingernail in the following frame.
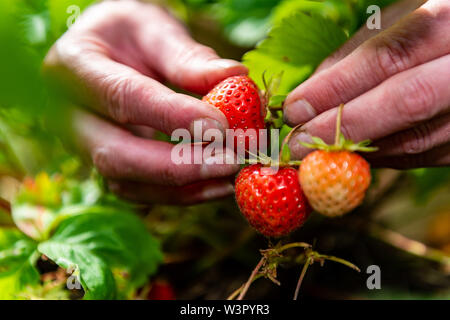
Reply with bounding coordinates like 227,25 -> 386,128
289,132 -> 314,160
190,118 -> 226,141
202,182 -> 235,200
203,149 -> 236,165
283,99 -> 317,125
209,59 -> 247,71
201,150 -> 239,178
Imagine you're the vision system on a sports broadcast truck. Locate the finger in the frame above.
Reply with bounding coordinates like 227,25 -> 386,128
284,0 -> 450,125
133,5 -> 248,94
107,179 -> 234,205
315,0 -> 426,73
44,42 -> 229,136
289,54 -> 450,159
71,108 -> 240,186
369,143 -> 450,169
123,125 -> 157,140
369,113 -> 450,157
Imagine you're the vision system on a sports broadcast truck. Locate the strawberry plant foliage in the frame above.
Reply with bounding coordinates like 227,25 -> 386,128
47,0 -> 97,39
0,230 -> 40,299
207,0 -> 281,46
1,174 -> 163,300
39,211 -> 163,296
243,11 -> 348,94
39,238 -> 115,300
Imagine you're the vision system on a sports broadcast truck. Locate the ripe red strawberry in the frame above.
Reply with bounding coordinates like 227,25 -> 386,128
203,76 -> 265,152
297,104 -> 375,217
299,151 -> 371,217
235,164 -> 311,237
147,279 -> 176,300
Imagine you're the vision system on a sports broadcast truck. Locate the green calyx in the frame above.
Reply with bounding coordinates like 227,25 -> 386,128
300,104 -> 378,153
244,149 -> 301,168
300,134 -> 378,152
262,71 -> 287,129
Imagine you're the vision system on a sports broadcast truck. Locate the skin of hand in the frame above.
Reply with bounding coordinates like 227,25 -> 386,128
43,1 -> 248,205
284,0 -> 450,169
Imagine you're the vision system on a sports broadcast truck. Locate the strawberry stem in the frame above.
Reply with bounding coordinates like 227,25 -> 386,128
334,103 -> 344,146
237,257 -> 266,300
315,253 -> 361,272
227,274 -> 264,300
293,256 -> 313,300
277,242 -> 311,253
279,123 -> 305,164
227,241 -> 360,300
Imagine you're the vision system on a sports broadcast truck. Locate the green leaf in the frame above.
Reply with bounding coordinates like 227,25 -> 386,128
268,95 -> 287,108
244,11 -> 348,94
279,124 -> 292,147
38,210 -> 163,299
0,229 -> 39,299
11,172 -> 136,240
226,16 -> 271,47
272,0 -> 358,35
0,1 -> 46,110
311,136 -> 327,145
211,0 -> 281,46
12,204 -> 58,241
23,11 -> 50,46
281,144 -> 291,163
38,240 -> 115,300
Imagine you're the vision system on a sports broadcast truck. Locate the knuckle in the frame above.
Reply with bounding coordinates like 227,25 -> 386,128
103,76 -> 134,124
170,43 -> 216,82
429,0 -> 450,21
399,123 -> 433,155
159,93 -> 180,133
393,76 -> 437,126
325,76 -> 354,105
92,144 -> 120,178
159,165 -> 185,187
182,43 -> 216,65
371,34 -> 412,79
339,118 -> 359,143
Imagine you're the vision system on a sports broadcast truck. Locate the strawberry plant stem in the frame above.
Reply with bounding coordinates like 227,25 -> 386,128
293,256 -> 313,300
279,123 -> 305,163
316,254 -> 361,272
227,274 -> 264,300
277,242 -> 311,253
334,103 -> 344,146
237,257 -> 266,300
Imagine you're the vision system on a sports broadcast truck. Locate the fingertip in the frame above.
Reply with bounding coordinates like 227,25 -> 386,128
208,59 -> 248,75
200,181 -> 235,200
196,59 -> 248,93
283,98 -> 317,126
199,100 -> 230,131
174,93 -> 230,134
201,148 -> 241,179
288,131 -> 314,160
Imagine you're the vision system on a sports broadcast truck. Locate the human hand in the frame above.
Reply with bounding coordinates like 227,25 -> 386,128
284,0 -> 450,169
44,1 -> 247,204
